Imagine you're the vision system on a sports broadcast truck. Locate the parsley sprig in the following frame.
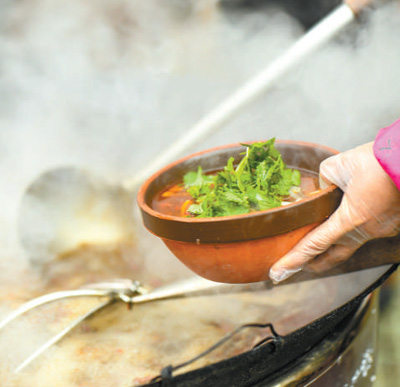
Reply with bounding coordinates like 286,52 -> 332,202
183,139 -> 301,217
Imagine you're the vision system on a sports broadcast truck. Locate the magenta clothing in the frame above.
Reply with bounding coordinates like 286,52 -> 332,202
373,118 -> 400,190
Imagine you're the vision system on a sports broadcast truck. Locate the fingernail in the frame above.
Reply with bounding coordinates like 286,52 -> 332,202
269,267 -> 302,284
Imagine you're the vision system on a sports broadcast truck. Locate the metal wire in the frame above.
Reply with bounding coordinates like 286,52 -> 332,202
0,279 -> 146,373
0,277 -> 270,374
149,322 -> 281,384
14,298 -> 116,373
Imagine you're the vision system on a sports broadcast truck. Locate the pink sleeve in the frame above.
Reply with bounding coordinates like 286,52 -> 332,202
373,118 -> 400,191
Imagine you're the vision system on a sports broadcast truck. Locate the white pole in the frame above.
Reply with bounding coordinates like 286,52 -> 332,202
127,4 -> 356,189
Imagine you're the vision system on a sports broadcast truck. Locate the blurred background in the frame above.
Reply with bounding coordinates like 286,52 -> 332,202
0,0 -> 400,385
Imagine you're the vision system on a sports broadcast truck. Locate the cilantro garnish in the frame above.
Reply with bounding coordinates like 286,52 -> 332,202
183,138 -> 301,217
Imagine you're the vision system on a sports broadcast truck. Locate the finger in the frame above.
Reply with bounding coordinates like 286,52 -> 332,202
304,244 -> 360,273
269,208 -> 350,283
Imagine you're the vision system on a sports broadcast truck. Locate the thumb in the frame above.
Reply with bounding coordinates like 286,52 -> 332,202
319,148 -> 361,191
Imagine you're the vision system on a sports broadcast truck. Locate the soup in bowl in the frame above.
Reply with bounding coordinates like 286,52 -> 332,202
137,140 -> 342,283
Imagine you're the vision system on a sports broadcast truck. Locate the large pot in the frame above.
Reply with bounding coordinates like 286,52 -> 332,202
139,265 -> 396,387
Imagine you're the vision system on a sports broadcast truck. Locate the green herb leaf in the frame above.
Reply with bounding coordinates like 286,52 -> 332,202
183,139 -> 301,217
183,166 -> 214,187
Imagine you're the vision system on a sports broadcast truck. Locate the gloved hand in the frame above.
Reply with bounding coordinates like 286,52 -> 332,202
269,142 -> 400,283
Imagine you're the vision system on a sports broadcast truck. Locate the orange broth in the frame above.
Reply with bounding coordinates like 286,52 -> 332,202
152,170 -> 320,218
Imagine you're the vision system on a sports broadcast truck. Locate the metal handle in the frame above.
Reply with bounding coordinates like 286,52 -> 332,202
0,289 -> 113,331
0,279 -> 146,332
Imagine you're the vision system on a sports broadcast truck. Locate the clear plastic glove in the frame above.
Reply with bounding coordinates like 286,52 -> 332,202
269,142 -> 400,283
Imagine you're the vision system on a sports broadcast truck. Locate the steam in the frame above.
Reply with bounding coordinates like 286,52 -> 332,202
0,0 -> 399,384
1,0 -> 398,273
0,0 -> 306,272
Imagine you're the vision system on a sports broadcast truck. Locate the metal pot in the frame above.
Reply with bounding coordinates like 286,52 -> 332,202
140,265 -> 396,387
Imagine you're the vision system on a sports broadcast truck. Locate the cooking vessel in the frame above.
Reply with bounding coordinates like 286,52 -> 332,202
138,140 -> 342,283
139,264 -> 397,387
1,267 -> 395,386
0,253 -> 396,385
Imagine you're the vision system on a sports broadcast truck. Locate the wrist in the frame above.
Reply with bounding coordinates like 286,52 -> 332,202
373,118 -> 400,191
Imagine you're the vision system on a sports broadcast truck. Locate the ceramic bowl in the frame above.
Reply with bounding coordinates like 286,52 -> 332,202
137,140 -> 343,283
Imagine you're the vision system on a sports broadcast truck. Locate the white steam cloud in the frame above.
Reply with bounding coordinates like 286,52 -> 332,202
0,0 -> 399,294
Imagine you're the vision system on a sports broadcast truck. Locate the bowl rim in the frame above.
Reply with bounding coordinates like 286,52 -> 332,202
137,140 -> 342,243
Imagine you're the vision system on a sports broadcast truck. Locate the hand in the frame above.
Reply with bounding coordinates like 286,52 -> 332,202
269,142 -> 400,283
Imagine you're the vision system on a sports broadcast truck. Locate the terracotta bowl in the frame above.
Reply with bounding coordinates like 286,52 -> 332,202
137,140 -> 343,283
